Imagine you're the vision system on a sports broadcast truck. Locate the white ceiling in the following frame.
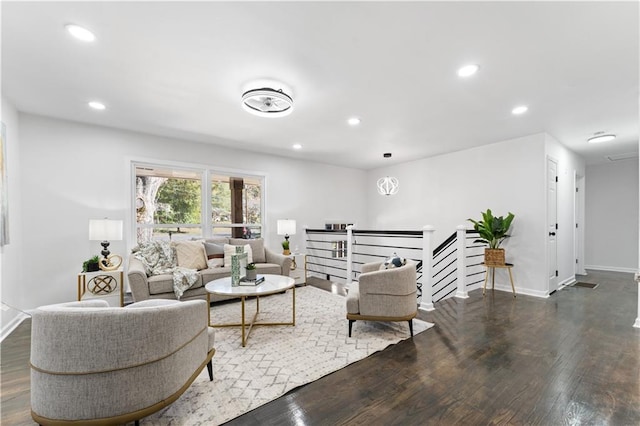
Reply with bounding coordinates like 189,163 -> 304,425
2,1 -> 638,169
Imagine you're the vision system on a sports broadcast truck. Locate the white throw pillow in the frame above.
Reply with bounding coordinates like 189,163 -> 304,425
223,244 -> 253,266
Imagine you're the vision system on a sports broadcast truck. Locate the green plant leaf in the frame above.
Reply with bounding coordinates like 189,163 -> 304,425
468,209 -> 515,248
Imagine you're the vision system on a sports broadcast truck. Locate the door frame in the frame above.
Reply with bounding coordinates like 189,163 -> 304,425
547,156 -> 559,294
574,172 -> 586,275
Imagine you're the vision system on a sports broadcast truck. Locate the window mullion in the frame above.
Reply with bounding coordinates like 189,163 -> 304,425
203,169 -> 212,239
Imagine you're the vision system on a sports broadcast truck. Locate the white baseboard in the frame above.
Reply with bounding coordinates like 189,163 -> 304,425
585,265 -> 638,274
1,312 -> 29,342
558,276 -> 577,290
470,284 -> 549,298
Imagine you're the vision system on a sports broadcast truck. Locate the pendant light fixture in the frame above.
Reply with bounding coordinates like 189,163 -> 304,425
377,153 -> 399,196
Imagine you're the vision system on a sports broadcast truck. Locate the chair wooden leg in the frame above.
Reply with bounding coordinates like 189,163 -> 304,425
207,360 -> 213,381
408,319 -> 414,337
135,421 -> 140,426
348,320 -> 355,337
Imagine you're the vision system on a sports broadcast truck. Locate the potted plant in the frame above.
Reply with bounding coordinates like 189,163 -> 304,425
245,263 -> 257,281
82,255 -> 101,273
282,240 -> 291,256
468,209 -> 515,266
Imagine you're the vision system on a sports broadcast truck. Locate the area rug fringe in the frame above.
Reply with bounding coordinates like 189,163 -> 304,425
147,285 -> 433,425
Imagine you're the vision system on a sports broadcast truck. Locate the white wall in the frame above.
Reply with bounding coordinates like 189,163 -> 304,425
366,134 -> 549,297
16,113 -> 368,309
545,134 -> 586,284
585,159 -> 639,272
1,97 -> 24,333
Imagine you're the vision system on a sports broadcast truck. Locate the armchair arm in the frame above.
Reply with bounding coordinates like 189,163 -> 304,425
358,261 -> 417,296
265,247 -> 292,276
37,299 -> 110,309
127,256 -> 151,301
125,299 -> 179,309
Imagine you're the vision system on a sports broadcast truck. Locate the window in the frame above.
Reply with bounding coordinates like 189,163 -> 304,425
133,163 -> 263,244
211,175 -> 262,238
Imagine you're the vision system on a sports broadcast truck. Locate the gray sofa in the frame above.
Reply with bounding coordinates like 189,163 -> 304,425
127,237 -> 292,302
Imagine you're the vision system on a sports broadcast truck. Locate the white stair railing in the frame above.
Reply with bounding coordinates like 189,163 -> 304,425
305,224 -> 485,311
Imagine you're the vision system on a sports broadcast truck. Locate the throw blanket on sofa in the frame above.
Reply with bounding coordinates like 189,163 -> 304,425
132,241 -> 199,299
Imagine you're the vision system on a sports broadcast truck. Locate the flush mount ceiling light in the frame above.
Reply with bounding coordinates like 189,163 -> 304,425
377,153 -> 399,196
457,64 -> 479,77
588,132 -> 616,144
65,24 -> 96,42
241,88 -> 293,117
88,101 -> 106,110
292,143 -> 302,150
512,105 -> 528,115
347,117 -> 361,126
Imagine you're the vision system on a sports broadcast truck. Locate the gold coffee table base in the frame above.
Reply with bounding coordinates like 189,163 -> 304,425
207,286 -> 296,347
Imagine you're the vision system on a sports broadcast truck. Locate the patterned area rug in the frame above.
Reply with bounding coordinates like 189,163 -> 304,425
147,285 -> 434,425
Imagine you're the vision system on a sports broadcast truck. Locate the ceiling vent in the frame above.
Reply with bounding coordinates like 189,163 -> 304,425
241,88 -> 293,118
605,152 -> 639,162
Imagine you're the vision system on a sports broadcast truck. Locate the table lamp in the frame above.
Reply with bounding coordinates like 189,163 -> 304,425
277,219 -> 296,255
89,218 -> 123,271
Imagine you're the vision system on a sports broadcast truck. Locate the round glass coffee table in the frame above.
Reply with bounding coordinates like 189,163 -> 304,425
205,274 -> 296,347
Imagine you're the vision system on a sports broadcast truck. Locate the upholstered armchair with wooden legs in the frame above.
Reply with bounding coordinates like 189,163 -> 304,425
346,260 -> 418,337
30,299 -> 215,426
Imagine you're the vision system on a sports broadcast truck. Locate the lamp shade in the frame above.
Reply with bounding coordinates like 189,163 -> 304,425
277,219 -> 296,236
89,219 -> 123,241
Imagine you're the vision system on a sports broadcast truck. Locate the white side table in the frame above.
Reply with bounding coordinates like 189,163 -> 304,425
289,253 -> 307,285
77,269 -> 124,307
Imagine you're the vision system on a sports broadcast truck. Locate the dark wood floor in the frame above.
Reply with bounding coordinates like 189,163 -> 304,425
2,270 -> 639,425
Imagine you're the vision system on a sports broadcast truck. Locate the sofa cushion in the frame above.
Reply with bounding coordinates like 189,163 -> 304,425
200,267 -> 232,284
203,242 -> 225,268
174,241 -> 208,270
148,273 -> 203,295
205,237 -> 229,246
223,244 -> 253,266
229,238 -> 265,263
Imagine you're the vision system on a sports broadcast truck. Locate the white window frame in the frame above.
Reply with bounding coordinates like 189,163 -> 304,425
128,158 -> 267,246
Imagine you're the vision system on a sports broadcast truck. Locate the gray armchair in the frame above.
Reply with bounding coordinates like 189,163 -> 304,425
30,299 -> 215,425
346,260 -> 418,337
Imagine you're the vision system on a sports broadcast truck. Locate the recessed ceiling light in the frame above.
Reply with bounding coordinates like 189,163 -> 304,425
88,101 -> 106,110
457,64 -> 479,77
588,133 -> 616,144
511,105 -> 528,115
65,24 -> 96,42
292,143 -> 302,150
347,117 -> 361,126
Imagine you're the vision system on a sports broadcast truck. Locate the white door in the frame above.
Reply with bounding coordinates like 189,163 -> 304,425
547,158 -> 559,293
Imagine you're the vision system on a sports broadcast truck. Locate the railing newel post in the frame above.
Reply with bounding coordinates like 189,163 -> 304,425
346,225 -> 353,285
419,225 -> 436,312
455,225 -> 469,299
